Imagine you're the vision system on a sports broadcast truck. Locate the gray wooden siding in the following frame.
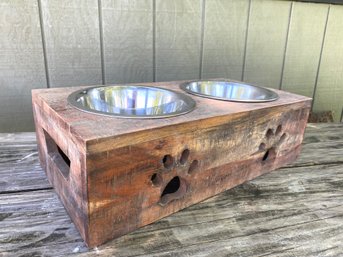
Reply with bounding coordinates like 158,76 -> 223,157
243,0 -> 291,89
155,0 -> 202,82
40,0 -> 102,87
0,0 -> 47,132
281,2 -> 328,97
0,0 -> 342,132
102,0 -> 153,84
313,4 -> 343,122
202,0 -> 250,81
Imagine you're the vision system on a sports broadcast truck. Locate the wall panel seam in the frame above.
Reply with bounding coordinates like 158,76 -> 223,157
152,0 -> 156,82
37,0 -> 50,88
199,0 -> 206,79
242,0 -> 252,81
279,1 -> 294,90
311,4 -> 331,111
98,0 -> 105,85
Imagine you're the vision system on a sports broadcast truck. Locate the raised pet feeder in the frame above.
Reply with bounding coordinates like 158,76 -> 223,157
32,80 -> 311,247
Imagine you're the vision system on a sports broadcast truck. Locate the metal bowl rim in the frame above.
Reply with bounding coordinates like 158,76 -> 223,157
180,79 -> 279,102
67,85 -> 197,119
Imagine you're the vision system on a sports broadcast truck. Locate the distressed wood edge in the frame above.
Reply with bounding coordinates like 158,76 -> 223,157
32,93 -> 91,243
32,89 -> 87,153
85,100 -> 312,154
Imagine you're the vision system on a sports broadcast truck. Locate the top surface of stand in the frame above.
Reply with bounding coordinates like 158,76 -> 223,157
32,80 -> 311,144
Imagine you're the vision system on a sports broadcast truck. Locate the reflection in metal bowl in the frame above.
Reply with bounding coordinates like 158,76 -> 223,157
180,80 -> 279,102
67,85 -> 196,118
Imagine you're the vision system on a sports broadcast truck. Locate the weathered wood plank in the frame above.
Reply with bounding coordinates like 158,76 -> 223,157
281,2 -> 328,97
291,123 -> 343,166
313,4 -> 343,122
0,0 -> 47,132
0,190 -> 87,256
102,0 -> 153,84
201,0 -> 249,80
40,0 -> 102,87
0,133 -> 50,193
155,0 -> 202,81
1,163 -> 343,256
243,0 -> 291,88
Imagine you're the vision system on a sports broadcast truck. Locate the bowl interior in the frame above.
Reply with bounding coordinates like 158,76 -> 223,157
68,85 -> 196,118
181,81 -> 279,102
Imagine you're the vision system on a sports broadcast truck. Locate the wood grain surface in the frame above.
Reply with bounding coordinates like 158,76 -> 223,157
31,81 -> 311,149
1,123 -> 342,256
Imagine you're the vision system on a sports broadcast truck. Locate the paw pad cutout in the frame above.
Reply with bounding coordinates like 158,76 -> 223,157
150,148 -> 199,205
259,124 -> 287,162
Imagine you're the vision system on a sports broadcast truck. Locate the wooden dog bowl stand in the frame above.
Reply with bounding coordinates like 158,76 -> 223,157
32,80 -> 311,247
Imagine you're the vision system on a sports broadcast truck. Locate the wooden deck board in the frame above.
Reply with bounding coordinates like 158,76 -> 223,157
0,123 -> 342,256
0,133 -> 50,193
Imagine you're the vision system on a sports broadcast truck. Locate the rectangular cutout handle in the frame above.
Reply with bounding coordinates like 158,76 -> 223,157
43,130 -> 70,178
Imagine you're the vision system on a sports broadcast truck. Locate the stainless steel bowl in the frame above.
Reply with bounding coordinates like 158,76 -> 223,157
180,80 -> 279,102
67,85 -> 196,118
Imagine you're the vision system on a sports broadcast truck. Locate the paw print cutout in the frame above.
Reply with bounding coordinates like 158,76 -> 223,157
150,149 -> 199,206
259,125 -> 287,162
